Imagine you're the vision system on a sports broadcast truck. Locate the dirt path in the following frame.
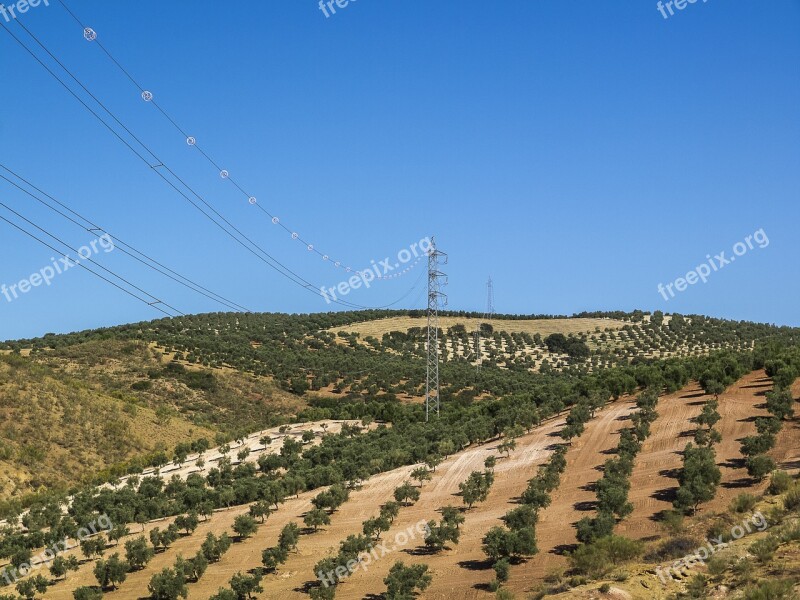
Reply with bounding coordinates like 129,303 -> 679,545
621,372 -> 800,540
257,415 -> 567,600
617,382 -> 705,540
513,398 -> 638,589
771,378 -> 800,474
29,375 -> 800,599
329,417 -> 567,600
709,371 -> 773,508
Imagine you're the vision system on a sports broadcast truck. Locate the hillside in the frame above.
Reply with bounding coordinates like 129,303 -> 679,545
0,340 -> 302,503
0,310 -> 798,600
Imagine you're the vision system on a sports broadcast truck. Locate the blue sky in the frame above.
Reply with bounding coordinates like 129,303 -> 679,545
0,0 -> 798,340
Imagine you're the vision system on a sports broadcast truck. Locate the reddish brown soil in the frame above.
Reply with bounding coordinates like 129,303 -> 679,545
29,374 -> 800,600
771,378 -> 800,474
515,399 -> 638,587
621,371 -> 800,540
617,382 -> 706,540
710,371 -> 773,506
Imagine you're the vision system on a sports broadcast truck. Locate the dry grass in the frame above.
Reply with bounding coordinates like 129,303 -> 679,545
329,316 -> 626,338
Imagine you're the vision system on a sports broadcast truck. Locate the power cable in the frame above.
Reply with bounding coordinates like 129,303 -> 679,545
0,204 -> 178,318
55,0 -> 400,277
0,163 -> 252,313
2,17 -> 412,310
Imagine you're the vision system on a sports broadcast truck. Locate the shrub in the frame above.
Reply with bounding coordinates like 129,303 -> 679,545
73,588 -> 103,600
644,537 -> 699,562
749,535 -> 779,563
570,536 -> 643,578
768,471 -> 793,495
730,493 -> 758,514
742,579 -> 796,600
660,510 -> 684,535
706,555 -> 731,578
784,484 -> 800,511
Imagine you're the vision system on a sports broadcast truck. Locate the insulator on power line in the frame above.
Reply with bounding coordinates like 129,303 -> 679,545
334,261 -> 341,268
141,91 -> 153,102
291,232 -> 299,240
271,217 -> 279,224
186,137 -> 196,146
323,255 -> 329,261
83,28 -> 97,42
220,170 -> 229,179
248,197 -> 257,205
307,244 -> 314,251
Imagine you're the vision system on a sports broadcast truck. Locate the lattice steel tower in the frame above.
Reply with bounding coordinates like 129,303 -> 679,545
425,237 -> 448,421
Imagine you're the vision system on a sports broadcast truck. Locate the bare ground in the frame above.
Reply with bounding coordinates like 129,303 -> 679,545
26,373 -> 800,599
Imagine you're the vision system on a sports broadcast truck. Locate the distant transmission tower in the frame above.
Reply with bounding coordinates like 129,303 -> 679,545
425,237 -> 448,422
473,277 -> 495,371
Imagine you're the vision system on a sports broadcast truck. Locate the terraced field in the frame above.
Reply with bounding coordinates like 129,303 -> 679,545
6,372 -> 799,600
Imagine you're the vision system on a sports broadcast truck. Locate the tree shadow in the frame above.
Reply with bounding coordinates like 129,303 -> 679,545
722,477 -> 754,489
457,558 -> 493,571
293,581 -> 320,594
652,487 -> 678,503
403,545 -> 440,557
720,457 -> 746,470
658,467 -> 682,479
573,500 -> 597,512
301,527 -> 318,536
551,543 -> 579,556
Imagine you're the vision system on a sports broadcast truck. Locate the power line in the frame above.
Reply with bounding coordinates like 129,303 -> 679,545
0,163 -> 252,313
0,204 -> 178,318
54,0 -> 397,277
0,17 -> 326,303
1,16 -> 415,311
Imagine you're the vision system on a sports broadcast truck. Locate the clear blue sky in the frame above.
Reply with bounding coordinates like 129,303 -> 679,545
1,0 -> 798,340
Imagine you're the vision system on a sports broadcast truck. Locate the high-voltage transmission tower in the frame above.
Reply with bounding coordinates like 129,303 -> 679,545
473,277 -> 495,371
425,237 -> 448,422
